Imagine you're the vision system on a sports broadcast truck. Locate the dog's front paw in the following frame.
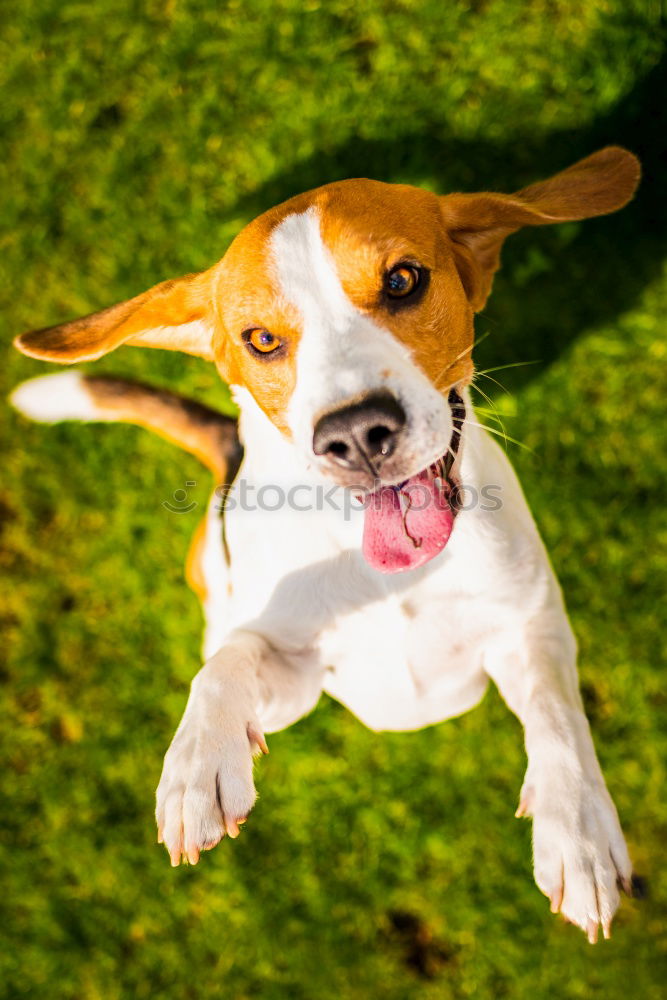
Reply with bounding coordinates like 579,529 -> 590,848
155,713 -> 268,867
520,778 -> 633,942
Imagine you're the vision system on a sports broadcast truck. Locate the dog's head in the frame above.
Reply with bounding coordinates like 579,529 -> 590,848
15,147 -> 639,570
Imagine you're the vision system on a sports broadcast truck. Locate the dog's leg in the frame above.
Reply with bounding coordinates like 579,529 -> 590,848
485,617 -> 633,942
155,629 -> 321,866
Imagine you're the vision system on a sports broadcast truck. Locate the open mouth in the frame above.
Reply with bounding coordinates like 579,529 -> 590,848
361,388 -> 466,573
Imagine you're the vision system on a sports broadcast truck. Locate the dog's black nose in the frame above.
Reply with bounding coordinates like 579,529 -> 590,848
312,392 -> 406,471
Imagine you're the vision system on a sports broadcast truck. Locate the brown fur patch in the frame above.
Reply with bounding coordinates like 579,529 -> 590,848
210,192 -> 315,435
185,514 -> 210,602
84,377 -> 242,482
316,180 -> 475,389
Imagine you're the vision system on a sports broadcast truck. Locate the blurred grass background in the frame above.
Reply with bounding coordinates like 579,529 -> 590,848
1,1 -> 666,997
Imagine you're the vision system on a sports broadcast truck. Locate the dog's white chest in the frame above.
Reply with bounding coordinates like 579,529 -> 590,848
212,390 -> 550,733
319,582 -> 490,731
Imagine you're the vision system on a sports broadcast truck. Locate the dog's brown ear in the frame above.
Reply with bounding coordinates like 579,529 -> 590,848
440,146 -> 641,310
14,269 -> 216,363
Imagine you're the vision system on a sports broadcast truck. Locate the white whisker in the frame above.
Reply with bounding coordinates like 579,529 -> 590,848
474,371 -> 512,396
475,360 -> 540,376
433,330 -> 493,390
470,379 -> 509,449
464,419 -> 532,452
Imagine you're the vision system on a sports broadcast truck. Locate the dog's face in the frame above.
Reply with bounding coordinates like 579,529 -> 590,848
15,146 -> 639,499
213,180 -> 473,490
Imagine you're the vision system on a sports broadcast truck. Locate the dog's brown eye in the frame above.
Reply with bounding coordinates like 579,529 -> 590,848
245,328 -> 281,355
386,265 -> 421,298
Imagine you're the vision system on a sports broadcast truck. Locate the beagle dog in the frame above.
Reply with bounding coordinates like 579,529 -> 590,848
11,146 -> 640,943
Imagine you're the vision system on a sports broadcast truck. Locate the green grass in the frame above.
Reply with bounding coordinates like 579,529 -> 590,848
1,2 -> 666,997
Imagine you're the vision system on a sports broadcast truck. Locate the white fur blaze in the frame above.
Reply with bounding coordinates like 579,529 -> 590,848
269,209 -> 452,472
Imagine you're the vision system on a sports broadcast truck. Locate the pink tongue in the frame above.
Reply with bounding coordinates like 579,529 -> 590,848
362,469 -> 454,573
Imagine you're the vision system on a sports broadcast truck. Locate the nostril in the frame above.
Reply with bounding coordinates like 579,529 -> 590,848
366,424 -> 394,455
327,440 -> 349,458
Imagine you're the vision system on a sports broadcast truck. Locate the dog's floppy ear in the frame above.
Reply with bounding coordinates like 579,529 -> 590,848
440,146 -> 641,310
14,268 -> 216,363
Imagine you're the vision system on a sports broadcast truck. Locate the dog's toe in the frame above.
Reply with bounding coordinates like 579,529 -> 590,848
532,780 -> 630,942
156,719 -> 262,866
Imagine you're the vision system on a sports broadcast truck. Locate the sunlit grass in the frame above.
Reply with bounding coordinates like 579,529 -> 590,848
1,2 -> 665,997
